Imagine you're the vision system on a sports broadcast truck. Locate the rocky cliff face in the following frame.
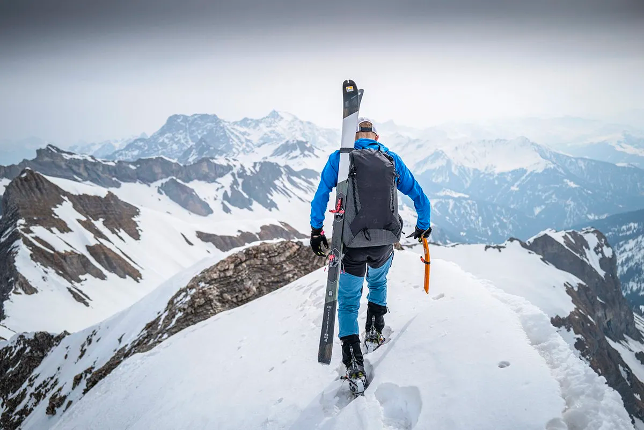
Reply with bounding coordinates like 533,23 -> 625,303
0,241 -> 325,429
0,145 -> 318,215
575,209 -> 644,313
525,229 -> 644,421
0,331 -> 69,430
159,178 -> 213,216
196,223 -> 306,251
0,144 -> 316,336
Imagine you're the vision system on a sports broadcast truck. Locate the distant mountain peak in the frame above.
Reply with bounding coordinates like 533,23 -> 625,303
262,110 -> 297,122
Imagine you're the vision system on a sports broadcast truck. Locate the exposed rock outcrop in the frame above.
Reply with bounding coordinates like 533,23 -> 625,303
0,145 -> 230,188
526,230 -> 640,342
159,178 -> 213,216
0,331 -> 68,430
271,139 -> 315,159
86,244 -> 142,281
525,229 -> 644,421
196,222 -> 307,251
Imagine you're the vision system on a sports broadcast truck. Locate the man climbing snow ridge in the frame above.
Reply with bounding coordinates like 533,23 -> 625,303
310,117 -> 431,389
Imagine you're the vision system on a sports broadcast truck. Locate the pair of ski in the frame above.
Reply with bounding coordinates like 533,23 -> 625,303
316,79 -> 370,397
317,79 -> 364,368
317,79 -> 432,398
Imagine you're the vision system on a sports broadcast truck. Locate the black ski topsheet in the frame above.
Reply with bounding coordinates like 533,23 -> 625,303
318,80 -> 363,364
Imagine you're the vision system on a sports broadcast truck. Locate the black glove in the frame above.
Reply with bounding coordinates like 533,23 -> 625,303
407,225 -> 432,243
310,227 -> 329,257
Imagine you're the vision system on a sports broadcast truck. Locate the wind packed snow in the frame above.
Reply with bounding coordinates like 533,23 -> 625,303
431,240 -> 580,319
51,250 -> 633,430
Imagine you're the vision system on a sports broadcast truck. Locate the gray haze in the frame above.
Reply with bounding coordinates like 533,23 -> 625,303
1,0 -> 643,144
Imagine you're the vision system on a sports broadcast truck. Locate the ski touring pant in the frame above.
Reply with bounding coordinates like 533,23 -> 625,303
338,245 -> 394,339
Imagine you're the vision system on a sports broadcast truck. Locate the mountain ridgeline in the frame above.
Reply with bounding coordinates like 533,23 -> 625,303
1,111 -> 644,428
2,111 -> 644,315
107,111 -> 339,164
0,144 -> 314,337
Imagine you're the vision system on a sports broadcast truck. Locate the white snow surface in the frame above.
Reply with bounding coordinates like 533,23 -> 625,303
436,189 -> 469,198
50,250 -> 632,430
613,142 -> 644,157
431,240 -> 580,319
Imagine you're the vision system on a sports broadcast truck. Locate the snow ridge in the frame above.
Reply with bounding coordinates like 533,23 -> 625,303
485,281 -> 633,429
43,249 -> 634,430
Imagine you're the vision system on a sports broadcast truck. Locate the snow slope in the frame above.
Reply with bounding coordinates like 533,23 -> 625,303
51,250 -> 633,430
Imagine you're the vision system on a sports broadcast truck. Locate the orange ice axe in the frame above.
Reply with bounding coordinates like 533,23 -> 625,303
421,237 -> 431,294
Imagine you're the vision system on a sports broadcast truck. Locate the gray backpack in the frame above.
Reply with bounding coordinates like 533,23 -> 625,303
342,148 -> 403,248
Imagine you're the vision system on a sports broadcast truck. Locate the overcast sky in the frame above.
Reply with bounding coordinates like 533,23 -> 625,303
1,0 -> 643,144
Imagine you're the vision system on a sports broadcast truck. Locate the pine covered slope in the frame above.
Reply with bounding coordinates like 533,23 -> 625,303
3,231 -> 644,429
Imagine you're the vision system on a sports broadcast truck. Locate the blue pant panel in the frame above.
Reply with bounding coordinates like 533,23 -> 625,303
337,254 -> 393,338
366,254 -> 392,307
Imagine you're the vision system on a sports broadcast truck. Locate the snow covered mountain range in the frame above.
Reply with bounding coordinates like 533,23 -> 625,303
1,110 -> 644,337
107,110 -> 339,168
377,116 -> 644,167
2,230 -> 644,429
69,134 -> 147,159
1,108 -> 644,428
0,146 -> 317,338
391,135 -> 644,241
64,111 -> 644,243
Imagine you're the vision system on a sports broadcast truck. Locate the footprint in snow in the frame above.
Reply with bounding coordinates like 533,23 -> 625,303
545,417 -> 568,429
374,382 -> 422,429
432,293 -> 445,300
498,361 -> 511,368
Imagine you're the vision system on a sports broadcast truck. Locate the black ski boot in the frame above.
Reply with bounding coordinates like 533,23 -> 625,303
340,334 -> 368,395
365,302 -> 387,353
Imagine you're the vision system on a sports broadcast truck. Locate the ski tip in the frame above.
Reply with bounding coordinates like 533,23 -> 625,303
343,80 -> 358,95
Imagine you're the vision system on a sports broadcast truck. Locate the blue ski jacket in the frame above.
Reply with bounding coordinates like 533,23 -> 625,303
310,138 -> 431,230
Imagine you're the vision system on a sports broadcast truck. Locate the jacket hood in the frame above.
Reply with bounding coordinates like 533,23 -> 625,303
354,138 -> 389,152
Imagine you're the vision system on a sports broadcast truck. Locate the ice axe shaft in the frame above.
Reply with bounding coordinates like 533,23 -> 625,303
421,237 -> 431,294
